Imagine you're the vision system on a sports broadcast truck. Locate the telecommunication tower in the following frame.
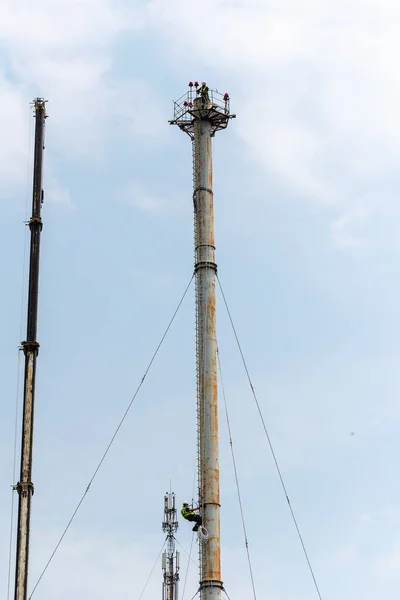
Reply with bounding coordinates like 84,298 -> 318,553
162,492 -> 180,600
169,82 -> 235,600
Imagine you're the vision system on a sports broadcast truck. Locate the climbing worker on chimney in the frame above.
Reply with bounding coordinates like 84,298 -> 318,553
181,501 -> 202,532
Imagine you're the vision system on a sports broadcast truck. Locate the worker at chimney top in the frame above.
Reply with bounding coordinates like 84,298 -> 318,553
181,501 -> 202,532
199,81 -> 208,93
198,81 -> 209,103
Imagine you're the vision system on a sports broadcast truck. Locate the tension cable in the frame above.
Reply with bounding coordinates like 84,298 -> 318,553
217,346 -> 257,600
173,536 -> 198,570
28,274 -> 194,598
217,275 -> 323,600
138,538 -> 167,600
181,531 -> 196,600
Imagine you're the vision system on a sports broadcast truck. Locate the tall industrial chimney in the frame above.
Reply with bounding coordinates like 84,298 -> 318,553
170,82 -> 235,600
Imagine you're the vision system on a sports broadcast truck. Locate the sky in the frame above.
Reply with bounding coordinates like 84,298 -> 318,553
1,0 -> 400,598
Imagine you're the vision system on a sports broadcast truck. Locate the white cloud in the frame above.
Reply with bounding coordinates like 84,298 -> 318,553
4,0 -> 398,245
358,513 -> 372,525
0,81 -> 31,192
330,543 -> 359,568
111,79 -> 170,141
45,176 -> 74,206
0,1 -> 121,153
0,0 -> 127,50
330,202 -> 372,249
146,0 -> 400,246
122,183 -> 166,213
377,544 -> 400,576
0,0 -> 161,200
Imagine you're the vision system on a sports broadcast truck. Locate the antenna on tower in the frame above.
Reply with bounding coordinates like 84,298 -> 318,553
162,492 -> 180,600
169,82 -> 235,600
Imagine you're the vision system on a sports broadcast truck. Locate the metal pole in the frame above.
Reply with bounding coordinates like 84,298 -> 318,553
169,84 -> 235,600
193,103 -> 222,600
14,98 -> 47,600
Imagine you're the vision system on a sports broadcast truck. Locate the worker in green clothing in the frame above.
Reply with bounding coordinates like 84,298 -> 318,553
198,81 -> 209,104
181,501 -> 202,531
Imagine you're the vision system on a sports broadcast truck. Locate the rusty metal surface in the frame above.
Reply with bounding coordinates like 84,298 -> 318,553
171,84 -> 234,600
15,353 -> 35,598
193,114 -> 222,598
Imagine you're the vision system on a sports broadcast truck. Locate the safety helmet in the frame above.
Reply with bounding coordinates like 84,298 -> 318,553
183,501 -> 189,505
202,81 -> 206,86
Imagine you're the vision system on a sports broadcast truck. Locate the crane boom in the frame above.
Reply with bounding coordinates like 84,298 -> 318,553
14,97 -> 47,600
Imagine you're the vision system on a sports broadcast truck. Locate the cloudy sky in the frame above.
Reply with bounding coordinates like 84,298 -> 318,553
1,0 -> 400,598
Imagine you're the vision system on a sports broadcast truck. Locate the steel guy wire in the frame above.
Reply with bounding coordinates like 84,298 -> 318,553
28,274 -> 194,598
217,345 -> 257,600
181,531 -> 196,600
138,538 -> 167,600
183,460 -> 197,599
173,536 -> 199,569
223,589 -> 233,600
217,275 -> 324,600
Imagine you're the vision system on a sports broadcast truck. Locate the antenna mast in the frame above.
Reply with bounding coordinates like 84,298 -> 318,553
14,98 -> 47,600
170,82 -> 235,600
162,492 -> 180,600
